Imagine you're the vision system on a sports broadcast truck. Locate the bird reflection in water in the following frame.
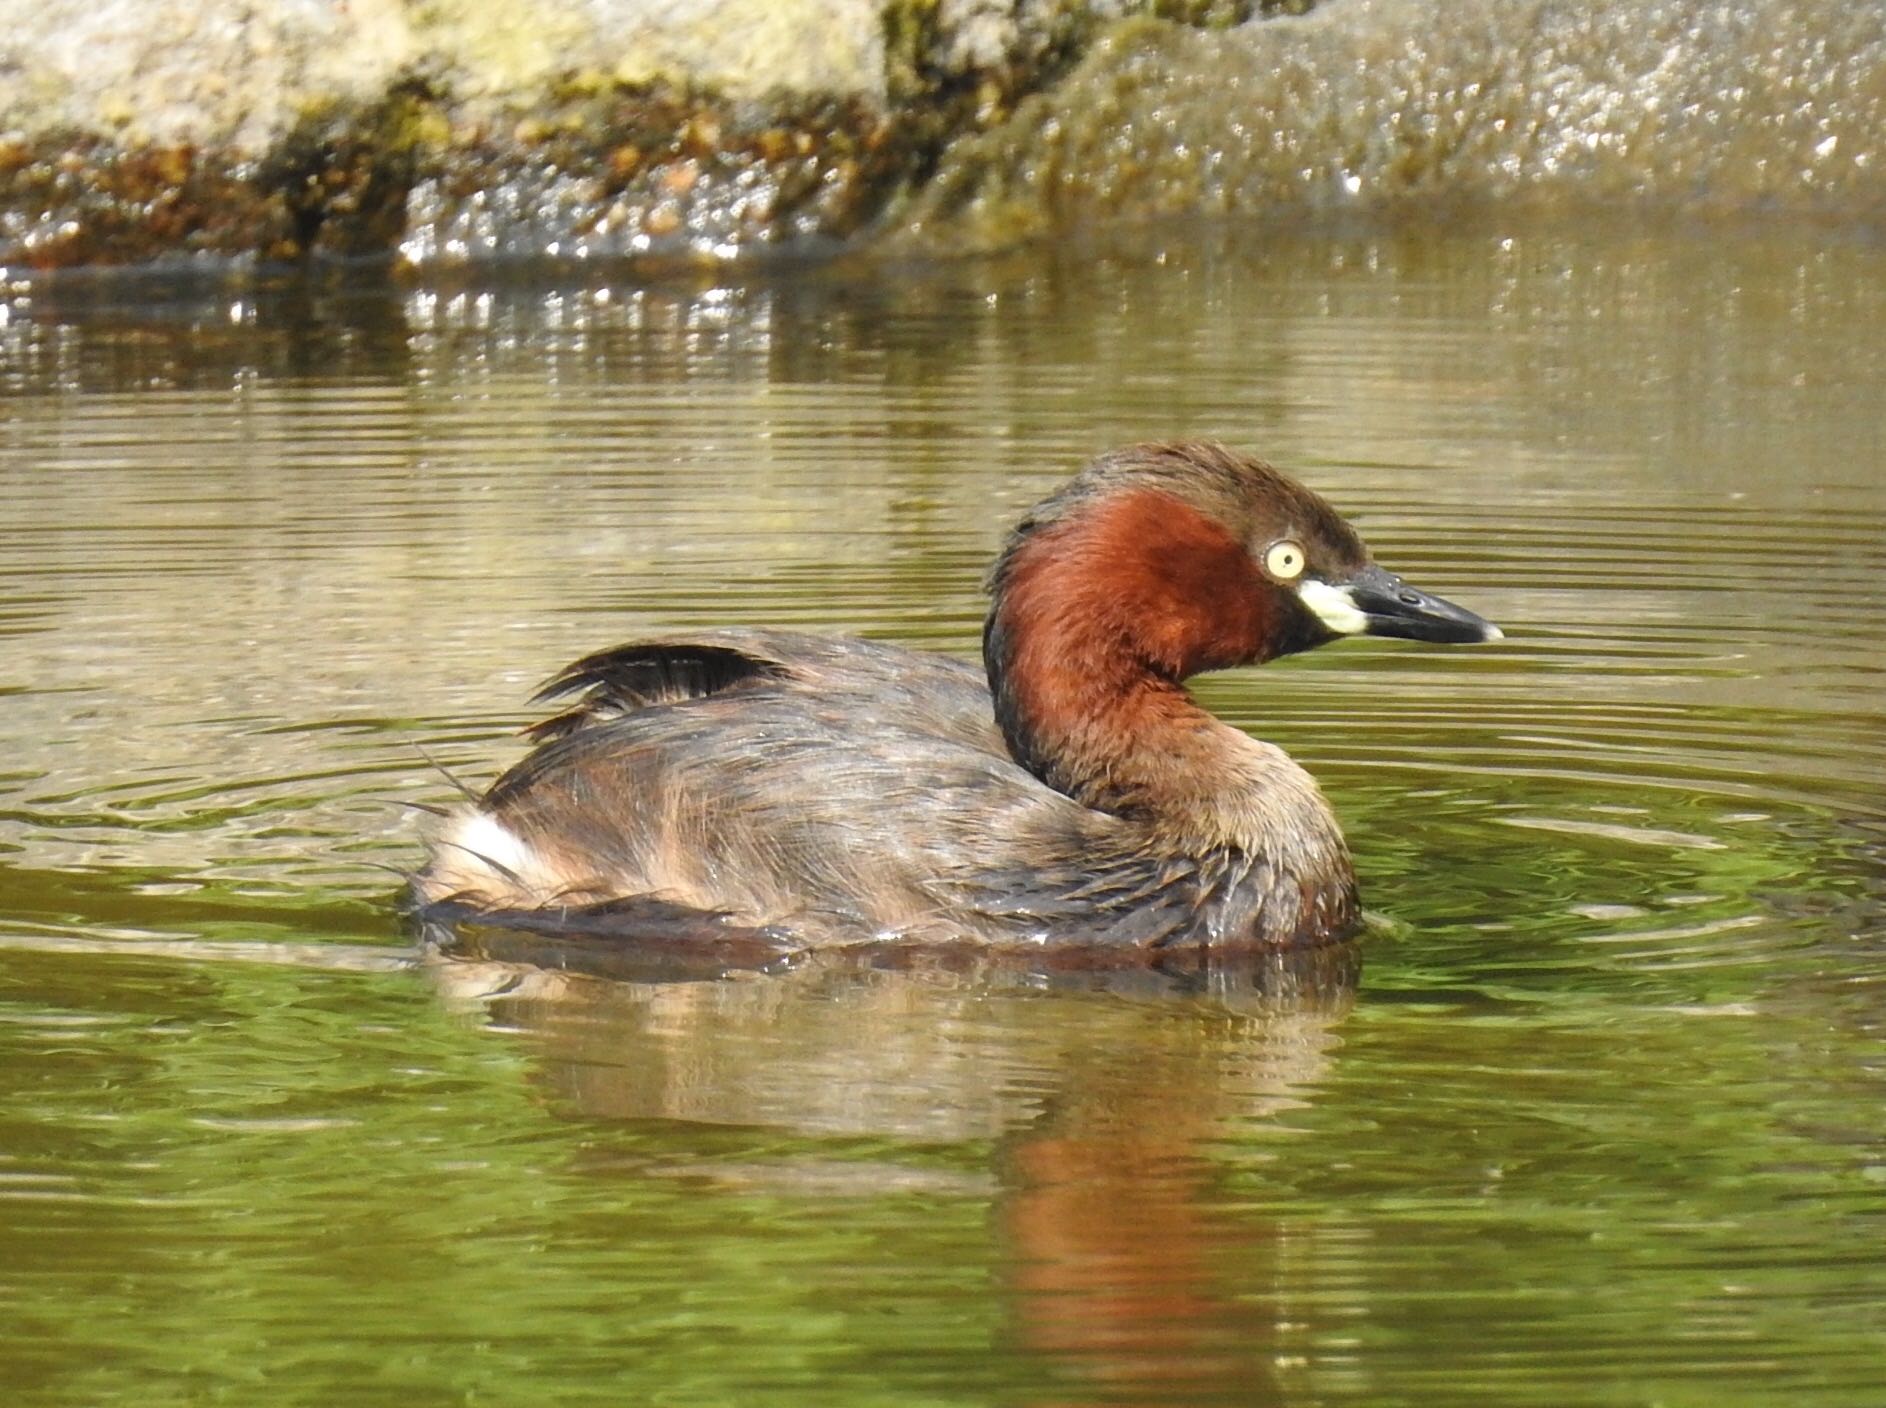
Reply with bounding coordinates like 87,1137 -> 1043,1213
423,923 -> 1359,1401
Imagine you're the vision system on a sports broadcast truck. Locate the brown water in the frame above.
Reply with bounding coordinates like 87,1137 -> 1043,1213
2,219 -> 1884,1405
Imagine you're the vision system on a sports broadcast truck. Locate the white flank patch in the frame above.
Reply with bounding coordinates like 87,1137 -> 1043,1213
1296,579 -> 1369,635
442,811 -> 541,886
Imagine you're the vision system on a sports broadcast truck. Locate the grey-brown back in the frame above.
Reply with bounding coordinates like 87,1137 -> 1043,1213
421,630 -> 1355,949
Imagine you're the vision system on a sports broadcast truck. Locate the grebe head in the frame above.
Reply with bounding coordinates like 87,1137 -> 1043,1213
983,441 -> 1499,805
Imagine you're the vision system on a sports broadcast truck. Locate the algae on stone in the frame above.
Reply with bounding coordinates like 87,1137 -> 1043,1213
1,0 -> 1881,270
897,0 -> 1886,252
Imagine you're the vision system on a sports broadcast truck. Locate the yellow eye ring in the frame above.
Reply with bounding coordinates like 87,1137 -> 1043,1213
1265,540 -> 1305,580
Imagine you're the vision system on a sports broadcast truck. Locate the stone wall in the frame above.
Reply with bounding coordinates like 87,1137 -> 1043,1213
0,1 -> 1878,271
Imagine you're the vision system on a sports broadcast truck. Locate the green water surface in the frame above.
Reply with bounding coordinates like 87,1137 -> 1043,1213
2,220 -> 1883,1405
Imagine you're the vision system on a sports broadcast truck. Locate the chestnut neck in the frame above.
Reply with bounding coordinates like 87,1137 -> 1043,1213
983,488 -> 1294,835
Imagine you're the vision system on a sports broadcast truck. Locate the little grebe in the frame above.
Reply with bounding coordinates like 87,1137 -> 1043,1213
413,441 -> 1499,950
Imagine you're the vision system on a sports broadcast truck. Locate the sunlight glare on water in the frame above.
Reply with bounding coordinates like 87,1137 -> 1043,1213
1,220 -> 1884,1405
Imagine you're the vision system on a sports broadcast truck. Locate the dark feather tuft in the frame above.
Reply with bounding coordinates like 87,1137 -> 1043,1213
525,642 -> 799,742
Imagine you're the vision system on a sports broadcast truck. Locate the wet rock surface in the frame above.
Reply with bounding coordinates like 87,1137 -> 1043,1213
0,0 -> 1165,269
0,0 -> 1879,271
901,0 -> 1886,249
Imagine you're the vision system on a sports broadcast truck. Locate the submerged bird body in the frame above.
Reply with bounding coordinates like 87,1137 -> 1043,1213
414,442 -> 1498,951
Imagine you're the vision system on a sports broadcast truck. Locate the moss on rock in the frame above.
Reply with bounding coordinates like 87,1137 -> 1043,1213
1,0 -> 1878,272
895,0 -> 1886,253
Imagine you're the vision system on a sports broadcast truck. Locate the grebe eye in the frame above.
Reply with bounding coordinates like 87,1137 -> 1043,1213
1265,541 -> 1306,580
